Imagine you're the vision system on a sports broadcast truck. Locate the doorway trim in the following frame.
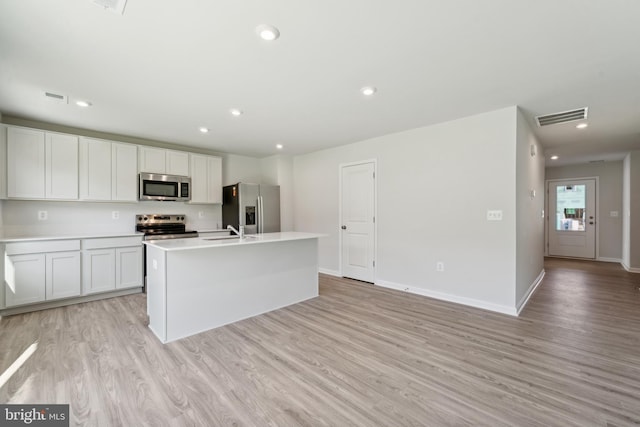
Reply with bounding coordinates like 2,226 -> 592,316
545,176 -> 600,259
338,159 -> 377,281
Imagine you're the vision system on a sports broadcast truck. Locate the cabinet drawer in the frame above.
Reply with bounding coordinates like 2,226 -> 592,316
6,240 -> 80,255
82,236 -> 143,250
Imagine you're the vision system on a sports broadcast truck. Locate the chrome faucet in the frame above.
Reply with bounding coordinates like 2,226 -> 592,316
227,225 -> 245,238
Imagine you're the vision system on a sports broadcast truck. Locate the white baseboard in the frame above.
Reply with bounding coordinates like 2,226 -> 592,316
375,279 -> 518,316
598,257 -> 622,263
516,269 -> 545,315
319,268 -> 341,277
621,262 -> 640,273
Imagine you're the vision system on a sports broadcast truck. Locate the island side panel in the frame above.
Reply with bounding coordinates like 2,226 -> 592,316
165,238 -> 319,343
146,245 -> 168,343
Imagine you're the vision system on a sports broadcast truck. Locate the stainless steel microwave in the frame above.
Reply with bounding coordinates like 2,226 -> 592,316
139,173 -> 191,201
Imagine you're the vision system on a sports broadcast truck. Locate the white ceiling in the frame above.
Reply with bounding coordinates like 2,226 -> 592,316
1,0 -> 640,164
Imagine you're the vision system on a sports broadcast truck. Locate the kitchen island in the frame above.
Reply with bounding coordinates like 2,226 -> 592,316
144,232 -> 322,343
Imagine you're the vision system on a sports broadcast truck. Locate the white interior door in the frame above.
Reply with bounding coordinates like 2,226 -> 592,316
341,161 -> 375,282
548,179 -> 596,258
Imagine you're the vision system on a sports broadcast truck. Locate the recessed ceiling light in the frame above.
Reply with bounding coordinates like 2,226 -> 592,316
75,100 -> 92,107
256,24 -> 280,41
551,155 -> 559,160
230,108 -> 243,117
576,123 -> 588,129
361,86 -> 377,96
276,144 -> 283,150
199,127 -> 209,133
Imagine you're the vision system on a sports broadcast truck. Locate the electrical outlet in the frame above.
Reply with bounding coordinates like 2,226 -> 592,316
487,210 -> 503,221
38,211 -> 48,221
610,211 -> 619,217
436,261 -> 445,272
112,211 -> 120,220
198,211 -> 205,219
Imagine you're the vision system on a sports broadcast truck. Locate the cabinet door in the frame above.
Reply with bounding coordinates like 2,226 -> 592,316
189,154 -> 209,203
138,146 -> 166,173
208,156 -> 223,203
5,254 -> 46,307
46,251 -> 81,300
112,142 -> 138,201
190,154 -> 222,204
82,249 -> 116,294
166,150 -> 189,176
46,133 -> 79,199
79,137 -> 112,200
115,247 -> 142,289
0,125 -> 7,199
7,127 -> 45,199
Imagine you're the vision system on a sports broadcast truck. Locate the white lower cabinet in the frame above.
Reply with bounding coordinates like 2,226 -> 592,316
82,248 -> 116,294
2,236 -> 142,311
4,240 -> 81,308
115,246 -> 143,289
82,236 -> 143,294
46,251 -> 81,301
5,253 -> 46,307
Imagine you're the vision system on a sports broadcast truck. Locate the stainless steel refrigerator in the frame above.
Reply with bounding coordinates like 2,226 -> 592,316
222,183 -> 281,234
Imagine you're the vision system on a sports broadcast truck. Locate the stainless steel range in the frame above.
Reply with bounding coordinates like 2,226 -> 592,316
136,214 -> 199,240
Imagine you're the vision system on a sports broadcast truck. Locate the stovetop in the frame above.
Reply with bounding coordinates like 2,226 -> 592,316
136,214 -> 198,239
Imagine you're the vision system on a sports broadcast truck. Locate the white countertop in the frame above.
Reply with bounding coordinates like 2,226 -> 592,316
143,232 -> 324,252
0,231 -> 144,243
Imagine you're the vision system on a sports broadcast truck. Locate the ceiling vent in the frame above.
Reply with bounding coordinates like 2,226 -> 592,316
92,0 -> 127,15
535,107 -> 588,127
44,92 -> 67,104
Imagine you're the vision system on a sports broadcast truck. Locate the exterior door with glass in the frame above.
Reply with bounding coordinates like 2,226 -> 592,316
547,179 -> 596,259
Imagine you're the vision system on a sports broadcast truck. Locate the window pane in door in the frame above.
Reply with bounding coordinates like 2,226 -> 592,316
555,185 -> 586,231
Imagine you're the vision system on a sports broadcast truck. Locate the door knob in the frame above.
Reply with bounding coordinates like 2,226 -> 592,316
341,225 -> 347,230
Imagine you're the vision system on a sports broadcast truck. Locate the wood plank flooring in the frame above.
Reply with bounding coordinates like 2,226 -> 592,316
1,258 -> 640,426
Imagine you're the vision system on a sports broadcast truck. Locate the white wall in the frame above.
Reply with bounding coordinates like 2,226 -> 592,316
622,154 -> 630,267
0,200 -> 221,236
261,155 -> 294,231
625,151 -> 640,270
294,106 -> 520,313
515,109 -> 545,309
221,153 -> 262,186
545,161 -> 624,260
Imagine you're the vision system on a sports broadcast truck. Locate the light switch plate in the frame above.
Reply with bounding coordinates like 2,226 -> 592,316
610,211 -> 619,217
487,210 -> 503,221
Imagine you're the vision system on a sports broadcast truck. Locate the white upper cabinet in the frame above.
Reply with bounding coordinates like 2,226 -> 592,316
8,127 -> 78,200
7,127 -> 46,199
79,138 -> 138,202
0,125 -> 7,199
45,133 -> 78,199
79,137 -> 112,201
112,142 -> 138,201
138,146 -> 166,173
166,150 -> 189,176
139,146 -> 189,176
189,154 -> 222,204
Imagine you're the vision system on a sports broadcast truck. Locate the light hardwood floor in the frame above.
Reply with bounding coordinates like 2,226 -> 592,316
1,258 -> 640,426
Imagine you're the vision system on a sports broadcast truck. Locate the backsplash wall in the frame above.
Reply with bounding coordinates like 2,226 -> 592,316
0,200 -> 222,236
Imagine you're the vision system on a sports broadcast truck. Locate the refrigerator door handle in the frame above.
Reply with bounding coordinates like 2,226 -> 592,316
259,196 -> 264,234
257,196 -> 262,233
